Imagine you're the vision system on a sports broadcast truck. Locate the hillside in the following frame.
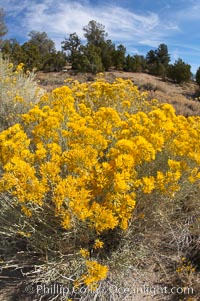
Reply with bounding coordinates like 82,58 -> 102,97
36,70 -> 200,117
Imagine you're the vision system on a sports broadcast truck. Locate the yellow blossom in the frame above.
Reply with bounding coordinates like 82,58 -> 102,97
93,239 -> 104,249
80,248 -> 90,258
83,260 -> 108,288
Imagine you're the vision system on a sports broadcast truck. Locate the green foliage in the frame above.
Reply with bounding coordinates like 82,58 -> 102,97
21,41 -> 42,70
61,32 -> 81,66
24,31 -> 64,71
83,20 -> 108,46
61,21 -> 127,72
83,44 -> 104,73
148,62 -> 166,77
146,49 -> 157,65
146,44 -> 170,76
1,39 -> 23,64
80,21 -> 111,72
124,54 -> 135,71
74,53 -> 91,72
28,31 -> 56,54
61,22 -> 114,73
124,54 -> 146,72
99,39 -> 115,71
195,66 -> 200,86
1,32 -> 66,72
1,15 -> 195,81
167,58 -> 192,84
156,43 -> 170,67
113,44 -> 126,70
42,51 -> 67,72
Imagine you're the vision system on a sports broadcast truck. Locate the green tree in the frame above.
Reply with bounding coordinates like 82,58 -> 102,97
2,38 -> 66,72
156,44 -> 170,67
124,54 -> 135,72
64,21 -> 114,73
42,51 -> 66,72
1,39 -> 36,68
146,49 -> 157,65
125,54 -> 146,72
134,55 -> 146,72
113,44 -> 126,70
146,44 -> 170,76
82,20 -> 109,72
99,39 -> 115,71
21,42 -> 42,70
28,31 -> 56,54
17,32 -> 66,71
73,52 -> 90,72
195,66 -> 200,86
81,44 -> 104,73
22,31 -> 57,70
1,39 -> 21,61
62,21 -> 132,73
146,49 -> 159,75
83,20 -> 107,46
61,32 -> 81,68
167,58 -> 192,84
1,38 -> 18,53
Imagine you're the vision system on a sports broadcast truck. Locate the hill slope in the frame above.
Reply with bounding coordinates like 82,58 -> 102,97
36,71 -> 200,116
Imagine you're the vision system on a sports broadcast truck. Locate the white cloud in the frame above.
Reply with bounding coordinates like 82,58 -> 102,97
178,3 -> 200,21
171,49 -> 179,62
0,0 -> 179,49
0,0 -> 28,16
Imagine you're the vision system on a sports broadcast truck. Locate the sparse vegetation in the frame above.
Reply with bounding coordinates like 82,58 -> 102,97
0,54 -> 44,131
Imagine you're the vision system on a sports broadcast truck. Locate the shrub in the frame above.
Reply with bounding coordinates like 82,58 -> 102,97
0,54 -> 44,131
195,66 -> 200,87
0,73 -> 200,299
167,58 -> 192,84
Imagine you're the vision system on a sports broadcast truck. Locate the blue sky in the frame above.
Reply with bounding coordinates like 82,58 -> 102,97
1,0 -> 200,73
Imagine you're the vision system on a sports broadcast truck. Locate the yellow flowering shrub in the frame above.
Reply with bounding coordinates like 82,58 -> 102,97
0,74 -> 200,289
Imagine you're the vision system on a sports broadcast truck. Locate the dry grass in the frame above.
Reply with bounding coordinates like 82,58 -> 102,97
36,70 -> 200,116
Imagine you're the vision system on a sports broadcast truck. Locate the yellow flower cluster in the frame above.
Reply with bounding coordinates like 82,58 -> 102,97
80,248 -> 90,258
82,260 -> 108,289
0,75 -> 200,287
93,239 -> 104,249
176,257 -> 195,275
0,76 -> 200,231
